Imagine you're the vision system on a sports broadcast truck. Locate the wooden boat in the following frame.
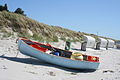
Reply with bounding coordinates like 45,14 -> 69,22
18,37 -> 100,70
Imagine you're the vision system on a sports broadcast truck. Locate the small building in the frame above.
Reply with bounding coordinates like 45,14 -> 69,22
81,35 -> 96,51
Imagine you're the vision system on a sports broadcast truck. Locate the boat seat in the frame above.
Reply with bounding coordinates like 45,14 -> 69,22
22,39 -> 35,45
30,43 -> 48,52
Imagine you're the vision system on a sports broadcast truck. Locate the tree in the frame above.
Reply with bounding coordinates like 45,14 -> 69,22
0,4 -> 9,11
14,8 -> 24,15
0,5 -> 3,11
3,4 -> 9,11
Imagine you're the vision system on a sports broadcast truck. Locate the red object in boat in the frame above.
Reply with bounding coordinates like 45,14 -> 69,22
87,56 -> 99,62
29,42 -> 48,52
46,43 -> 51,47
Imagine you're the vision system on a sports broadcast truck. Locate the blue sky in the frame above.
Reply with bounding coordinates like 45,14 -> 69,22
0,0 -> 120,40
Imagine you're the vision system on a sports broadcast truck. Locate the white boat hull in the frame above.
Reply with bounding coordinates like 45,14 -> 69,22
18,38 -> 99,70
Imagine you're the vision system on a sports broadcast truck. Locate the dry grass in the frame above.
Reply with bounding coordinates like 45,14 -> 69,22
0,11 -> 116,42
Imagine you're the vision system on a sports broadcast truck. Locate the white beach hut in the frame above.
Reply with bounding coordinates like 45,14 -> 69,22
107,39 -> 115,48
98,38 -> 108,48
116,41 -> 120,49
81,35 -> 96,51
83,35 -> 96,48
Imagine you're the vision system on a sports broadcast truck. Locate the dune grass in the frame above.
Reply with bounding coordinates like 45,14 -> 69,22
0,11 -> 116,42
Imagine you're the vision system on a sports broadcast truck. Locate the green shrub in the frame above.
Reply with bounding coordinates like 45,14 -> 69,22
1,28 -> 7,33
52,35 -> 58,42
32,33 -> 44,42
2,32 -> 13,38
0,4 -> 9,11
14,8 -> 26,16
60,37 -> 66,41
71,39 -> 80,43
45,37 -> 52,43
17,32 -> 25,37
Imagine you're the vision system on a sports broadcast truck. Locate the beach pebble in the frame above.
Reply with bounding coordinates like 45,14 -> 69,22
0,65 -> 7,70
48,71 -> 56,76
103,70 -> 114,73
70,72 -> 77,75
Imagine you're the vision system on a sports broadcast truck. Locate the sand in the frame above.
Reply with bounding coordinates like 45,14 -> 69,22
0,37 -> 120,80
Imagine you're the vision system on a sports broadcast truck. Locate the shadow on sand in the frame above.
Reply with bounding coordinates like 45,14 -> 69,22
71,48 -> 99,51
71,48 -> 82,51
0,55 -> 96,73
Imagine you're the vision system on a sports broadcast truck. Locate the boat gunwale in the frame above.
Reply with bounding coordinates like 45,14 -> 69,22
19,38 -> 100,63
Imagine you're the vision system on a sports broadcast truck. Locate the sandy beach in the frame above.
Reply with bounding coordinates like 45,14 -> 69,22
0,37 -> 120,80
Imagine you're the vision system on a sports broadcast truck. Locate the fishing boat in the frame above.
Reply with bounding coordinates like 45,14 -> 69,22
17,37 -> 100,70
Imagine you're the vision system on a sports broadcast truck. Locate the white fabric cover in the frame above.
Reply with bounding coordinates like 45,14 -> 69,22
83,35 -> 95,48
116,41 -> 120,48
98,38 -> 107,48
107,39 -> 114,48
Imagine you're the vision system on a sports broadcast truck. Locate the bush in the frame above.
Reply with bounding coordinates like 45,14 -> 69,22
32,33 -> 44,42
14,8 -> 26,16
60,37 -> 66,41
45,37 -> 52,43
1,28 -> 7,33
3,4 -> 9,11
0,5 -> 3,11
0,4 -> 9,11
2,32 -> 13,38
53,35 -> 58,42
